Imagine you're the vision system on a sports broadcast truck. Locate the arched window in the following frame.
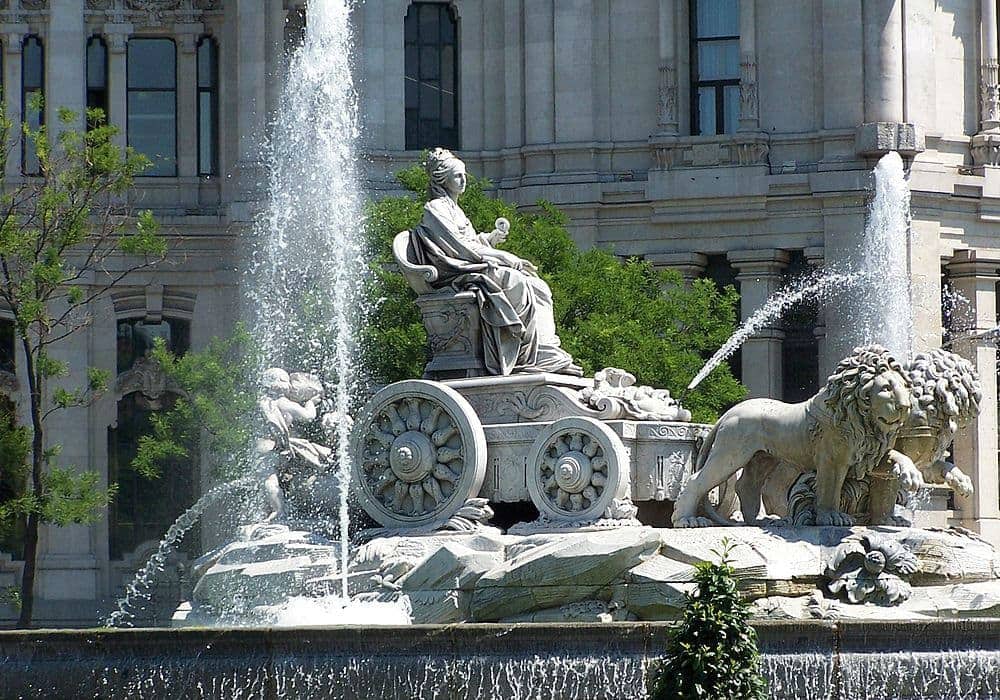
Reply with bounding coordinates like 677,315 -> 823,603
86,35 -> 109,126
197,36 -> 218,176
116,317 -> 190,374
690,0 -> 739,136
21,36 -> 43,175
127,38 -> 177,176
404,2 -> 459,150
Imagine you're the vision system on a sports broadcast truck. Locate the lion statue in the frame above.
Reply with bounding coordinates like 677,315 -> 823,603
672,345 -> 921,528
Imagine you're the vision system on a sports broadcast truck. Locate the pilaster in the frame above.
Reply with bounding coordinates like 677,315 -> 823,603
230,0 -> 267,219
737,0 -> 758,132
655,0 -> 678,135
729,249 -> 790,399
946,250 -> 1000,545
973,0 -> 1000,166
2,25 -> 27,180
175,25 -> 202,180
103,23 -> 131,151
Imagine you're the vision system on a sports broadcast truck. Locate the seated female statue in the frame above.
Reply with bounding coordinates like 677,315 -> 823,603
409,148 -> 581,377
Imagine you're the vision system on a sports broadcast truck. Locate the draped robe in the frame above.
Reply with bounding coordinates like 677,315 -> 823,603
410,196 -> 578,376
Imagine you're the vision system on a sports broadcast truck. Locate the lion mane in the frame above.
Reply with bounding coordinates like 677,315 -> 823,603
904,348 -> 982,462
821,345 -> 908,480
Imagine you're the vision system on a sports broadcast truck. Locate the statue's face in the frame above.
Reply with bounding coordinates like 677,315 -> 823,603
444,163 -> 467,197
868,371 -> 911,432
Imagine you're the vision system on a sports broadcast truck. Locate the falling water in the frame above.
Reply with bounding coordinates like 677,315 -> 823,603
245,0 -> 366,600
104,477 -> 255,628
851,151 -> 914,360
688,269 -> 863,391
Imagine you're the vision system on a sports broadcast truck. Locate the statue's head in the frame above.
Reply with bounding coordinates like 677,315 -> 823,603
262,367 -> 291,397
905,349 -> 982,434
425,147 -> 467,199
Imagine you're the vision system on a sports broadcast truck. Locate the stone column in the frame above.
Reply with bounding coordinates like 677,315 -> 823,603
502,0 -> 523,179
946,250 -> 1000,544
47,0 -> 85,134
523,2 -> 554,174
104,24 -> 132,151
231,0 -> 267,218
175,26 -> 202,179
804,246 -> 833,379
729,250 -> 790,399
738,0 -> 758,131
655,0 -> 678,135
2,25 -> 26,180
856,0 -> 923,156
973,0 -> 1000,165
646,251 -> 707,286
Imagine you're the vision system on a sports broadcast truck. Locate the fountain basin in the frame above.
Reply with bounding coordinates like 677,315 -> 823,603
2,620 -> 999,699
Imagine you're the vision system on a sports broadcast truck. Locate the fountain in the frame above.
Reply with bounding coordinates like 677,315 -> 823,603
7,2 -> 1000,697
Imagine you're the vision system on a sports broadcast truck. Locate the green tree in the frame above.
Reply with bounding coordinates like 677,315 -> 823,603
0,104 -> 166,627
363,165 -> 744,422
650,541 -> 768,700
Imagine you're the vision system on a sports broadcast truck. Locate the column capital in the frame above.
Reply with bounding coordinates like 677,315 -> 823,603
728,249 -> 790,278
804,246 -> 825,267
103,22 -> 133,54
175,22 -> 205,54
946,249 -> 1000,280
1,24 -> 29,54
646,251 -> 707,282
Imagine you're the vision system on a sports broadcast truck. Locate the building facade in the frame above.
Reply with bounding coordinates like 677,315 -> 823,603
0,0 -> 998,626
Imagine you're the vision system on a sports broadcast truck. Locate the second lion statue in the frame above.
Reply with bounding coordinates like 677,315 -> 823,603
672,345 -> 922,527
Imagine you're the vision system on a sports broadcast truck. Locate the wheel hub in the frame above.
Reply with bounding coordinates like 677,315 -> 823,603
389,430 -> 436,483
554,451 -> 593,493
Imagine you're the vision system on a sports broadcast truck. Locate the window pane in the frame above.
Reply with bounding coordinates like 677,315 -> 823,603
87,38 -> 106,89
420,82 -> 441,119
419,3 -> 440,45
723,84 -> 740,134
419,45 -> 439,80
441,45 -> 454,94
405,45 -> 418,81
197,38 -> 216,88
405,76 -> 417,110
128,91 -> 176,176
441,7 -> 456,44
128,39 -> 176,89
696,0 -> 739,38
404,4 -> 418,45
23,38 -> 42,89
697,40 -> 739,81
698,87 -> 716,135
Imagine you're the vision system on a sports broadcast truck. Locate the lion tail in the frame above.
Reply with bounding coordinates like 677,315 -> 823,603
689,423 -> 743,527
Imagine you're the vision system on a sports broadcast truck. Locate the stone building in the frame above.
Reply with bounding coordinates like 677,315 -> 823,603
0,0 -> 998,625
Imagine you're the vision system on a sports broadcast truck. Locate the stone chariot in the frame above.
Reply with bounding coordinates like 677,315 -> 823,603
347,229 -> 707,532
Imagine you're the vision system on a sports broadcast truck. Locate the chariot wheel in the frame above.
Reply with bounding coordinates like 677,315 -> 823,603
351,380 -> 487,529
526,416 -> 629,523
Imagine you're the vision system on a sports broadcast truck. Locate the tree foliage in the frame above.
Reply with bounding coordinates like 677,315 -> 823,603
650,541 -> 769,700
0,105 -> 166,626
362,165 -> 744,422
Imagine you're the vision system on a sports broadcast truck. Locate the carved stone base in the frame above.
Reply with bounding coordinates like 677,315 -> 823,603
972,132 -> 1000,167
416,290 -> 486,379
856,122 -> 925,157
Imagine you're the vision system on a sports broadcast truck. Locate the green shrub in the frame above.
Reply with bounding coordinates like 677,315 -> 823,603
650,540 -> 768,700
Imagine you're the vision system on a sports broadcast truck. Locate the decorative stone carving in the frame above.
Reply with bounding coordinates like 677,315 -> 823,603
650,133 -> 769,170
116,355 -> 182,405
981,59 -> 1000,127
441,498 -> 494,532
972,132 -> 1000,166
656,62 -> 677,132
739,52 -> 758,127
577,367 -> 691,422
673,345 -> 918,528
351,380 -> 487,530
825,533 -> 918,606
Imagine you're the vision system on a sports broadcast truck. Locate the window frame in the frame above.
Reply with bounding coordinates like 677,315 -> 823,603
404,1 -> 460,151
689,0 -> 740,137
86,35 -> 109,127
126,37 -> 178,178
21,35 -> 44,176
196,35 -> 219,177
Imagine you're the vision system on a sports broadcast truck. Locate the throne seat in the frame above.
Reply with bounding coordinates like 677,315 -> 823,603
393,231 -> 487,379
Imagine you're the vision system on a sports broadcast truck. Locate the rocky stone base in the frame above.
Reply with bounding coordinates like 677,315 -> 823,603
179,523 -> 1000,626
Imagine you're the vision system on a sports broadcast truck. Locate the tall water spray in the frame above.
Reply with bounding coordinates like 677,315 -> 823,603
852,151 -> 913,360
246,0 -> 366,600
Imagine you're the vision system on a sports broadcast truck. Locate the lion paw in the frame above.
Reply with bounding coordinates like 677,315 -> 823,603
673,515 -> 714,528
816,511 -> 854,527
945,469 -> 974,498
898,465 -> 924,493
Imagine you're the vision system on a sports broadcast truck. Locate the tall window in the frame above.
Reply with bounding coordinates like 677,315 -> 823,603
690,0 -> 739,136
197,36 -> 219,176
87,36 -> 109,125
404,2 -> 459,150
127,38 -> 177,176
116,317 -> 190,374
21,36 -> 43,175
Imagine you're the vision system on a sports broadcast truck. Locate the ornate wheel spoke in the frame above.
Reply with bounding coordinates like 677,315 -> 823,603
351,380 -> 487,529
526,417 -> 629,523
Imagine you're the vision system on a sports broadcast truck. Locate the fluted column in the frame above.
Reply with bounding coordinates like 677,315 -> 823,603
972,0 -> 1000,165
737,0 -> 758,131
655,0 -> 678,135
729,250 -> 790,399
946,250 -> 1000,545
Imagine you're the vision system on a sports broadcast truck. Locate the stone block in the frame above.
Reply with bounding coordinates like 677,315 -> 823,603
855,122 -> 925,157
397,542 -> 504,592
